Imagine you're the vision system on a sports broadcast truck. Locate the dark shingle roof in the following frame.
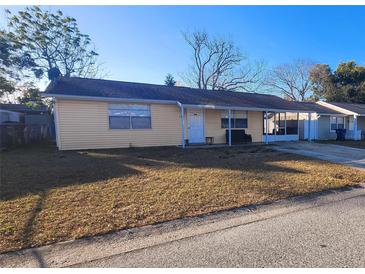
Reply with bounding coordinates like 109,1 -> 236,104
327,102 -> 365,115
44,77 -> 317,112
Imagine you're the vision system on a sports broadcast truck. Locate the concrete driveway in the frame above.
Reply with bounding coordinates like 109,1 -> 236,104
1,187 -> 364,267
273,142 -> 365,170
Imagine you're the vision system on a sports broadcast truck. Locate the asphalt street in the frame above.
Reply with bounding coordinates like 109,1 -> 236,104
78,190 -> 365,267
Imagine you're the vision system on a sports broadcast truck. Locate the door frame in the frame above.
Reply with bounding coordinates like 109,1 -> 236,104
187,108 -> 205,144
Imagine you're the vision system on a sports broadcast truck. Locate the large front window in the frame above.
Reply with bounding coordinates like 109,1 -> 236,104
108,104 -> 151,129
221,110 -> 248,128
330,116 -> 344,132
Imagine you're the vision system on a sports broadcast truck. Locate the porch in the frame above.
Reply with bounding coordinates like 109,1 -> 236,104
177,103 -> 314,148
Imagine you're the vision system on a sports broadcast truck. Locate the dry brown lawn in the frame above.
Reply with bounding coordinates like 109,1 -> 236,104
1,143 -> 364,253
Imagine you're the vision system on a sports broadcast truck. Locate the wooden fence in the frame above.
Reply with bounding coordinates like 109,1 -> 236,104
0,123 -> 50,148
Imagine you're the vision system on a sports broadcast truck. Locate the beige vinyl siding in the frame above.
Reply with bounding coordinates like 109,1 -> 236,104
204,109 -> 263,143
56,99 -> 182,150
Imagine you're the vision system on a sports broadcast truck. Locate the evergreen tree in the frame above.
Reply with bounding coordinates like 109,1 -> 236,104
165,73 -> 176,87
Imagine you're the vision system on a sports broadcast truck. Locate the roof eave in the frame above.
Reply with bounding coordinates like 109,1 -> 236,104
42,93 -> 178,105
43,93 -> 315,113
181,103 -> 314,113
316,101 -> 359,115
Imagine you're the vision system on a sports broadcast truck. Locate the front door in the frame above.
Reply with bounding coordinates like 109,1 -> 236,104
187,109 -> 205,144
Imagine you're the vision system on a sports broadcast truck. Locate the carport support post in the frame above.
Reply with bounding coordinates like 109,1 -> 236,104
284,112 -> 287,135
297,113 -> 300,138
265,111 -> 269,144
308,113 -> 312,142
353,115 -> 358,140
228,109 -> 232,146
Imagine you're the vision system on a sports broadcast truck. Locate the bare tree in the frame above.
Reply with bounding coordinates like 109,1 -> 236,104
265,59 -> 315,101
181,30 -> 265,92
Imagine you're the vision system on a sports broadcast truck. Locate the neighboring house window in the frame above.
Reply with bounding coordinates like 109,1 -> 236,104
221,110 -> 248,129
108,104 -> 151,129
330,116 -> 344,132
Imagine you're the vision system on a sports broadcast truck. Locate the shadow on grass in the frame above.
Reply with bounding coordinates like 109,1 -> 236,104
20,191 -> 47,267
1,144 -> 156,200
2,143 -> 310,201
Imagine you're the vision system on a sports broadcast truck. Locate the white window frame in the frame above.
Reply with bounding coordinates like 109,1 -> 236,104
330,116 -> 345,133
108,104 -> 152,130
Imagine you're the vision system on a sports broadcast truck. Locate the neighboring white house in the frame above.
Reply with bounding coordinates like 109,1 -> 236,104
300,101 -> 365,141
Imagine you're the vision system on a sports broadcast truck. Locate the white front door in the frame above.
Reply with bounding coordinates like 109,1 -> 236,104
187,109 -> 205,144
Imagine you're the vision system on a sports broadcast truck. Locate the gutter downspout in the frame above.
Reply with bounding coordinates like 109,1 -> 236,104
177,101 -> 185,148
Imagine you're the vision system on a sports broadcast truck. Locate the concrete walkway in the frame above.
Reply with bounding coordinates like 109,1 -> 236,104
273,142 -> 365,170
0,187 -> 364,267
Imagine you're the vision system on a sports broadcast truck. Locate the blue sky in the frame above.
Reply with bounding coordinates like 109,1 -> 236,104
1,5 -> 365,86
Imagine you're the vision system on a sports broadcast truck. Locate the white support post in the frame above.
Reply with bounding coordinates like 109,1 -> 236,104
353,115 -> 358,140
284,112 -> 287,136
297,113 -> 300,139
228,109 -> 232,146
180,104 -> 185,148
308,113 -> 311,142
265,111 -> 269,144
274,112 -> 277,136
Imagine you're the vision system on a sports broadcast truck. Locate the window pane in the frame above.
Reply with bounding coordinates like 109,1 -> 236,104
108,104 -> 151,116
337,123 -> 344,129
279,113 -> 286,128
234,118 -> 247,128
108,109 -> 130,116
131,117 -> 151,129
330,117 -> 337,131
286,112 -> 298,135
330,123 -> 337,130
130,110 -> 150,117
108,104 -> 151,129
221,118 -> 229,128
337,117 -> 344,124
109,116 -> 130,129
